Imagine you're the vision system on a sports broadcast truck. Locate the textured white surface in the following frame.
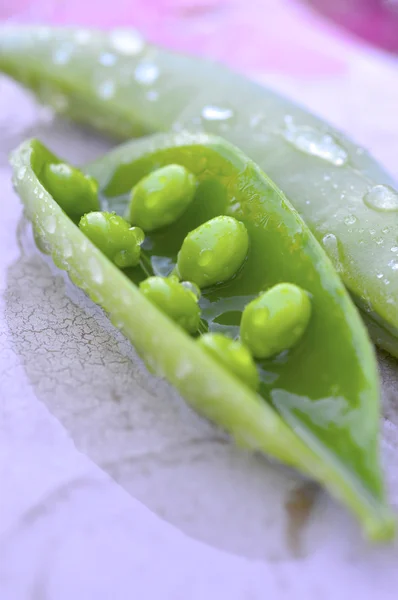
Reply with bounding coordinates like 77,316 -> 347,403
1,43 -> 398,599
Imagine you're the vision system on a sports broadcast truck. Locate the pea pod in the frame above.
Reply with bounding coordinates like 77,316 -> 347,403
10,132 -> 395,540
1,26 -> 398,355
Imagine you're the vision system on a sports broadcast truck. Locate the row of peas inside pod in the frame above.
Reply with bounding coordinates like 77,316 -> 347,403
42,160 -> 312,393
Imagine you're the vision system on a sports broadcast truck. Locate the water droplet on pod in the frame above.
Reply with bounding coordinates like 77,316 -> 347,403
363,185 -> 398,212
201,105 -> 234,121
110,29 -> 145,55
283,121 -> 348,166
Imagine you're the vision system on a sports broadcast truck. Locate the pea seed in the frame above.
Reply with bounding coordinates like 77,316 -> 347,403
176,215 -> 249,288
139,276 -> 201,334
240,283 -> 311,358
79,211 -> 144,268
44,162 -> 99,220
128,164 -> 197,231
197,333 -> 259,390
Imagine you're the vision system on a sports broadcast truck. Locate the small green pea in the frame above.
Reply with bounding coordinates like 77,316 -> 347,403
44,162 -> 99,220
79,211 -> 144,268
197,333 -> 259,391
176,216 -> 249,288
139,276 -> 201,334
128,164 -> 197,231
240,283 -> 311,359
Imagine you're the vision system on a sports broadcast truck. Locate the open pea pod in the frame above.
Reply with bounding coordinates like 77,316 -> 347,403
1,26 -> 398,356
10,131 -> 395,540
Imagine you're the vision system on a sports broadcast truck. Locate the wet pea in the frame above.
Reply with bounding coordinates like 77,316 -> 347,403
197,333 -> 259,391
176,215 -> 249,288
128,164 -> 196,231
240,283 -> 312,359
79,211 -> 144,268
44,162 -> 99,220
139,276 -> 201,334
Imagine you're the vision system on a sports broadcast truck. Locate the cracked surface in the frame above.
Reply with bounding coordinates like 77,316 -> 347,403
1,49 -> 398,598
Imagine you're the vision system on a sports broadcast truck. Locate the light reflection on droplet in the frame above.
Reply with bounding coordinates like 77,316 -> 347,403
97,80 -> 116,100
110,28 -> 145,55
201,105 -> 234,121
283,119 -> 348,166
363,184 -> 398,212
135,63 -> 159,85
99,52 -> 117,67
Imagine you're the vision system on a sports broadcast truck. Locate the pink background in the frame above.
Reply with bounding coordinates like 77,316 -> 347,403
1,0 -> 389,75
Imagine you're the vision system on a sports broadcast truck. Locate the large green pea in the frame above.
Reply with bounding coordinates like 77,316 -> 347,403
197,333 -> 259,391
176,216 -> 249,288
240,283 -> 312,359
128,164 -> 197,231
79,211 -> 144,268
44,162 -> 99,220
139,276 -> 201,334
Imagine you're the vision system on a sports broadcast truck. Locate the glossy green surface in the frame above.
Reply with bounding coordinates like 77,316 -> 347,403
10,133 -> 395,540
176,216 -> 249,289
43,162 -> 99,220
129,164 -> 196,231
79,211 -> 144,268
197,333 -> 259,391
139,275 -> 200,334
241,283 -> 312,359
1,26 -> 398,354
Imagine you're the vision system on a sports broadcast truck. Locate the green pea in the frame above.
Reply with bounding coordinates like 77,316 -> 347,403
139,276 -> 201,334
240,283 -> 311,359
79,211 -> 144,268
176,216 -> 249,288
197,333 -> 259,391
128,164 -> 197,231
44,162 -> 99,220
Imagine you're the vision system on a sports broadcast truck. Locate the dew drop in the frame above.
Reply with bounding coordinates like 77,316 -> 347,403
382,226 -> 390,234
283,122 -> 348,166
322,233 -> 342,271
376,273 -> 384,279
201,105 -> 234,121
135,63 -> 159,85
147,90 -> 159,102
53,44 -> 74,65
61,239 -> 73,259
252,308 -> 269,327
363,185 -> 398,212
375,237 -> 384,245
175,360 -> 193,380
17,166 -> 27,180
88,256 -> 104,284
96,80 -> 116,100
99,52 -> 117,67
249,114 -> 263,128
323,174 -> 331,182
110,29 -> 145,55
43,215 -> 56,234
198,250 -> 213,266
131,227 -> 145,245
391,246 -> 398,253
388,259 -> 398,271
181,281 -> 201,299
344,215 -> 357,225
